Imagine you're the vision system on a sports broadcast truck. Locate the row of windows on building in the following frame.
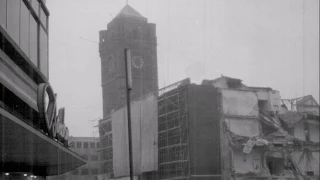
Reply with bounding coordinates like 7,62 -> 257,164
81,154 -> 99,161
0,0 -> 49,78
71,168 -> 99,176
69,141 -> 100,149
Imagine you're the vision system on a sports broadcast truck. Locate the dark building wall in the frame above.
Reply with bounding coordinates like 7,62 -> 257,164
187,84 -> 221,179
158,84 -> 222,180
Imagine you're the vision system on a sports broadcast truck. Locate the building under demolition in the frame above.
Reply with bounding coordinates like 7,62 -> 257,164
98,75 -> 318,180
157,76 -> 319,180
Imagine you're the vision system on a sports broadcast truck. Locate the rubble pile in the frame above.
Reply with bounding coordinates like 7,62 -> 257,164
224,110 -> 319,180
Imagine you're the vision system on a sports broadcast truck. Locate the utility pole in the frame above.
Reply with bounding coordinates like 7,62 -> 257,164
124,48 -> 134,180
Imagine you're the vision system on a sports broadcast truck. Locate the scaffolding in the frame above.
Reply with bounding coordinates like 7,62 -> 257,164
158,78 -> 191,180
98,117 -> 114,177
98,78 -> 191,179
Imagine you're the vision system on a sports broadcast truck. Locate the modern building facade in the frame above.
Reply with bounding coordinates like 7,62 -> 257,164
47,137 -> 104,180
98,4 -> 158,178
0,0 -> 85,179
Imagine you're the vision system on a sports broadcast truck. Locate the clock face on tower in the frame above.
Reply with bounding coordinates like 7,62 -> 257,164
132,55 -> 144,69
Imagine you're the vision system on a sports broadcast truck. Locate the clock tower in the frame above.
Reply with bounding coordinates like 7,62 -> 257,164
99,5 -> 158,117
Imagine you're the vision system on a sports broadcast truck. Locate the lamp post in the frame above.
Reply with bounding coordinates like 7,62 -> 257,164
124,48 -> 134,180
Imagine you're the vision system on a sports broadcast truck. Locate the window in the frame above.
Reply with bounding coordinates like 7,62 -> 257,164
107,121 -> 112,132
91,155 -> 98,161
71,169 -> 79,175
90,142 -> 96,148
258,100 -> 268,111
106,135 -> 112,147
132,28 -> 139,38
91,168 -> 98,175
304,121 -> 311,141
40,6 -> 47,28
288,128 -> 294,136
29,14 -> 38,66
0,0 -> 6,29
7,0 -> 20,44
31,0 -> 39,16
106,147 -> 113,160
307,171 -> 314,176
97,142 -> 100,148
76,142 -> 82,148
83,142 -> 89,148
20,2 -> 30,57
81,169 -> 89,175
39,26 -> 48,78
266,157 -> 284,175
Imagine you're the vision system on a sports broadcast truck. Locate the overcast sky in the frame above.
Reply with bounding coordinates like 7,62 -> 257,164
47,0 -> 319,137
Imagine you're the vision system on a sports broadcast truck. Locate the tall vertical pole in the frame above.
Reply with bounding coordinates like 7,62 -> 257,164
124,48 -> 134,180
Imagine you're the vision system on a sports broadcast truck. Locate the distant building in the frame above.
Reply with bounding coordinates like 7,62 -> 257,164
0,0 -> 85,179
47,137 -> 103,180
98,4 -> 158,178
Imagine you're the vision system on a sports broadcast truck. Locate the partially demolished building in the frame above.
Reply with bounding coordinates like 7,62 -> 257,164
157,76 -> 319,180
99,76 -> 319,180
202,76 -> 319,180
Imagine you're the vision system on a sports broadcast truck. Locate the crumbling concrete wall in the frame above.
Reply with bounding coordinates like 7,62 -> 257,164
225,118 -> 260,137
293,121 -> 306,141
220,87 -> 319,180
222,89 -> 259,117
222,90 -> 260,137
255,90 -> 281,113
211,77 -> 228,88
232,148 -> 261,174
221,89 -> 261,179
291,151 -> 320,177
298,106 -> 319,113
308,120 -> 319,142
270,91 -> 281,113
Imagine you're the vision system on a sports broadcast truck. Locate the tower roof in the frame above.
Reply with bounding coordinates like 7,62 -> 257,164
115,4 -> 145,19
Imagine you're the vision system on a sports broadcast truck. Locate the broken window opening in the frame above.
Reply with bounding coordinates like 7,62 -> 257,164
306,171 -> 314,176
226,79 -> 242,89
303,120 -> 311,141
258,100 -> 269,112
260,120 -> 278,136
266,156 -> 284,175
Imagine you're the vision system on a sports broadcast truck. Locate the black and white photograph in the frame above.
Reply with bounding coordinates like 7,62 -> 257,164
0,0 -> 319,179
